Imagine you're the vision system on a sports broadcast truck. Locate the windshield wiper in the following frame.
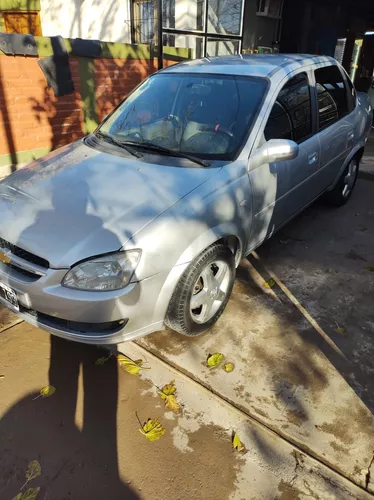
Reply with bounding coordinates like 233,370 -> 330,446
121,141 -> 210,168
94,132 -> 143,158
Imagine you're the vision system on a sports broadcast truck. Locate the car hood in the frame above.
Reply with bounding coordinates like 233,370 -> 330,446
0,141 -> 215,268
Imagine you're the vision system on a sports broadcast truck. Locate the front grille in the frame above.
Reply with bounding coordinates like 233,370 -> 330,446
19,305 -> 127,336
0,237 -> 49,269
4,262 -> 41,281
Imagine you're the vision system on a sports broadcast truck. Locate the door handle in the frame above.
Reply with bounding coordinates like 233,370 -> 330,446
308,152 -> 318,165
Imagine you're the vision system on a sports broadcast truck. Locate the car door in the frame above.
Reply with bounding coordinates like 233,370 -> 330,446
247,70 -> 320,251
312,64 -> 354,188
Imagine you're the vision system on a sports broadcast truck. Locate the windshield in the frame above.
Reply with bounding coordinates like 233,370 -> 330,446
98,73 -> 268,161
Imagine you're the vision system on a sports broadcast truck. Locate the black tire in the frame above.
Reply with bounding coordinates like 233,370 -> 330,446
324,157 -> 359,206
165,243 -> 235,336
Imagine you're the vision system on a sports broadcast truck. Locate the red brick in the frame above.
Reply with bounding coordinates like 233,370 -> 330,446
0,54 -> 155,155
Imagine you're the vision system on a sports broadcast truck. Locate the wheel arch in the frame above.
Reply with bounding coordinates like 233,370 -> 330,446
328,140 -> 366,191
151,228 -> 243,326
174,225 -> 244,269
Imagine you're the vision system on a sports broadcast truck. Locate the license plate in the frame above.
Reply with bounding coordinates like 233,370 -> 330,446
0,281 -> 19,311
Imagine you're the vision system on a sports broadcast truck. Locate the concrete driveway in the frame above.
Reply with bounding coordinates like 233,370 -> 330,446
136,177 -> 374,493
1,178 -> 373,499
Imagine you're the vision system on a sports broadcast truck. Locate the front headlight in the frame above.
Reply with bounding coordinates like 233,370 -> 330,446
62,251 -> 141,291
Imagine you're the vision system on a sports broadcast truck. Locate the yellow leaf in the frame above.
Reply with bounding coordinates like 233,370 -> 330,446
0,374 -> 4,379
224,363 -> 235,372
117,354 -> 145,375
264,279 -> 275,288
40,386 -> 56,398
159,381 -> 181,413
365,266 -> 374,272
232,432 -> 245,452
207,353 -> 224,368
164,394 -> 181,414
160,381 -> 176,397
15,488 -> 40,500
139,418 -> 165,441
95,356 -> 109,365
335,327 -> 346,335
25,460 -> 41,482
13,488 -> 40,500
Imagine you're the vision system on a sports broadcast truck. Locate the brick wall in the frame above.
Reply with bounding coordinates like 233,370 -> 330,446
0,56 -> 84,156
95,58 -> 157,122
0,56 -> 158,160
94,58 -> 176,121
0,39 -> 188,176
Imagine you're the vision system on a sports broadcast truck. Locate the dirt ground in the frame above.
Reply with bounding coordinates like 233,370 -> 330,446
1,178 -> 374,499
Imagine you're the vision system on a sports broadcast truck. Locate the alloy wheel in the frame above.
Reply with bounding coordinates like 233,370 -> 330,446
342,159 -> 358,198
190,260 -> 231,324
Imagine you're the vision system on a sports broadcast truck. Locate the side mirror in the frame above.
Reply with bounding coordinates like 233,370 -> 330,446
249,139 -> 299,169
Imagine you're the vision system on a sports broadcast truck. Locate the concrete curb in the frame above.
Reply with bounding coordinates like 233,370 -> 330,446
359,171 -> 374,181
360,159 -> 374,181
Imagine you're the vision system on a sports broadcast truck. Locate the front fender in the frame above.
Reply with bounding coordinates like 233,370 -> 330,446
175,223 -> 244,267
150,226 -> 244,325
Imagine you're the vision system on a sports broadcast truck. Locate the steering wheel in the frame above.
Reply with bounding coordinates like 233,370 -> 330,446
167,114 -> 183,141
168,114 -> 182,130
201,125 -> 234,139
126,131 -> 143,142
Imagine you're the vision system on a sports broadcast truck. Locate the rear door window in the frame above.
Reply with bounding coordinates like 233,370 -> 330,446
315,65 -> 349,131
264,72 -> 312,144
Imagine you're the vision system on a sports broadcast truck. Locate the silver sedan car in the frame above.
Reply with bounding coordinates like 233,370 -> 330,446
0,54 -> 372,344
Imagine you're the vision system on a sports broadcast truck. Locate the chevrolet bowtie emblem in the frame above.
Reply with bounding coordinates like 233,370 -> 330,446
0,251 -> 11,264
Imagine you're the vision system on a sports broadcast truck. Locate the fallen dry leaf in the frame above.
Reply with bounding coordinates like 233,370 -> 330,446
232,432 -> 245,452
264,278 -> 276,288
207,352 -> 224,368
13,487 -> 40,500
117,354 -> 147,375
0,374 -> 4,379
224,363 -> 235,372
95,356 -> 110,365
139,418 -> 165,441
160,381 -> 176,396
335,326 -> 346,335
25,460 -> 41,482
39,386 -> 56,398
164,394 -> 180,413
159,381 -> 181,414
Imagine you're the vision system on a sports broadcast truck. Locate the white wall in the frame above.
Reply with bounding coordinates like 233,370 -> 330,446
40,0 -> 132,43
175,0 -> 198,31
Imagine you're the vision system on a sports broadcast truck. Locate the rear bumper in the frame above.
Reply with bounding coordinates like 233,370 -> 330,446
0,261 -> 187,344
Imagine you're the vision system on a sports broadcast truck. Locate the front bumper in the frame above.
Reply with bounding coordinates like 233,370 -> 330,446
0,260 -> 184,344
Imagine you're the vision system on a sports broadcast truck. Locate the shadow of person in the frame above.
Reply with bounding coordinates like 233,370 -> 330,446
18,176 -> 122,267
0,178 -> 139,498
46,337 -> 139,499
0,338 -> 139,499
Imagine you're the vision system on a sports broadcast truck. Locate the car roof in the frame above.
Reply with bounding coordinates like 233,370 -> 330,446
160,54 -> 337,78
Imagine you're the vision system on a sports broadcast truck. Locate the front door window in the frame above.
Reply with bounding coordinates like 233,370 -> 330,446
264,73 -> 312,144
